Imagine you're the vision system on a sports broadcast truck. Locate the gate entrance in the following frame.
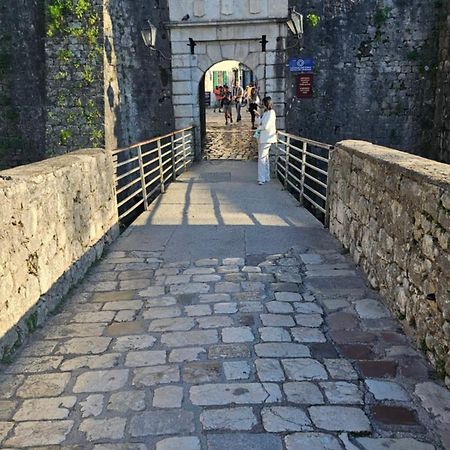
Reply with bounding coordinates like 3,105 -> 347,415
167,0 -> 289,159
200,61 -> 258,160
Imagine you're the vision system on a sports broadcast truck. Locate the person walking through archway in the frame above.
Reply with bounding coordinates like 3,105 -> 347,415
255,96 -> 277,185
221,85 -> 233,125
249,83 -> 261,129
213,85 -> 223,113
232,81 -> 244,122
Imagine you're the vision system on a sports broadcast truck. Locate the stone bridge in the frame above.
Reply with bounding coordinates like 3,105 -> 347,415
0,133 -> 449,449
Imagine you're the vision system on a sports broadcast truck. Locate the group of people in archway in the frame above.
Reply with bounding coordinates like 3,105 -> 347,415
212,82 -> 276,186
213,82 -> 261,129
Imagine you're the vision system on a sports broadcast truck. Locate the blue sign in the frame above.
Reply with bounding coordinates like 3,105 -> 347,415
289,58 -> 314,73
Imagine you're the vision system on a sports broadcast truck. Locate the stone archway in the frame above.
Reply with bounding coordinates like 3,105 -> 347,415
167,0 -> 289,158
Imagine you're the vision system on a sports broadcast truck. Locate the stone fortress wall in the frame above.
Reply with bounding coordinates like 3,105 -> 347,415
0,0 -> 448,169
0,149 -> 118,361
433,0 -> 450,163
286,0 -> 444,161
328,141 -> 450,385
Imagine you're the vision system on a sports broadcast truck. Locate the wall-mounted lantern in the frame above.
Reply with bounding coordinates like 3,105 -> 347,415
141,20 -> 170,60
287,7 -> 304,38
141,20 -> 158,48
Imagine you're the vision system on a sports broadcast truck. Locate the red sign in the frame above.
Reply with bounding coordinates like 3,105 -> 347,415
296,73 -> 314,98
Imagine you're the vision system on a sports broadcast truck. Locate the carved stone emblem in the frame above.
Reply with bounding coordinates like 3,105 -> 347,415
249,0 -> 262,14
193,0 -> 205,17
221,0 -> 233,15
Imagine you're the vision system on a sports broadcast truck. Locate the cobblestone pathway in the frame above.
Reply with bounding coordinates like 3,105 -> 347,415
204,109 -> 257,160
1,162 -> 449,449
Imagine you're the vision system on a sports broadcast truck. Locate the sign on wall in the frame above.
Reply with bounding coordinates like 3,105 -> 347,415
296,73 -> 314,98
289,57 -> 314,73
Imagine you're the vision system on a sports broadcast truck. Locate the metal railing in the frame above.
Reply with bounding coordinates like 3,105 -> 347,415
276,131 -> 333,224
112,127 -> 195,223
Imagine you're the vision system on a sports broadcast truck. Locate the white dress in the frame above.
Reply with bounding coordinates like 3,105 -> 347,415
257,109 -> 277,183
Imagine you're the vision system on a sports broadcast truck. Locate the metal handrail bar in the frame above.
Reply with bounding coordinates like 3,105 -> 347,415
141,147 -> 159,158
112,126 -> 194,155
278,131 -> 333,150
303,192 -> 326,213
304,183 -> 327,201
286,170 -> 302,185
286,178 -> 300,192
142,157 -> 160,170
282,141 -> 329,164
304,150 -> 329,164
116,155 -> 139,169
116,166 -> 141,182
113,126 -> 195,223
118,198 -> 144,221
276,131 -> 331,224
304,172 -> 327,189
116,178 -> 142,195
145,174 -> 163,189
304,161 -> 328,176
118,188 -> 143,208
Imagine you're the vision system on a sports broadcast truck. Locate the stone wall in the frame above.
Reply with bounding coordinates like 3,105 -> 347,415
433,0 -> 450,164
328,140 -> 450,386
0,0 -> 46,170
45,0 -> 105,155
0,149 -> 119,361
286,0 -> 440,158
104,0 -> 175,150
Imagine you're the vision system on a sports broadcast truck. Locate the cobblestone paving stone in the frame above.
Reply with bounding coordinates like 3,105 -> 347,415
204,110 -> 257,161
1,249 -> 449,449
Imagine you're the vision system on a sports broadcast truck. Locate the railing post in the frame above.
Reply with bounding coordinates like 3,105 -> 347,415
157,138 -> 165,194
284,136 -> 290,189
171,133 -> 176,181
182,130 -> 187,173
299,141 -> 307,205
137,145 -> 149,210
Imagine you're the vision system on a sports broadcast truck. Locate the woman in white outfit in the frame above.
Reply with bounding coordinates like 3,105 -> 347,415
255,97 -> 277,185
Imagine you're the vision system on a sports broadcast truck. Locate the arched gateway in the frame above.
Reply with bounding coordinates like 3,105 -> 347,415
167,0 -> 289,158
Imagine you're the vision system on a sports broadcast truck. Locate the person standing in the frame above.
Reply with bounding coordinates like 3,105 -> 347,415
255,96 -> 277,185
213,85 -> 222,113
221,85 -> 233,125
232,82 -> 244,122
249,84 -> 260,129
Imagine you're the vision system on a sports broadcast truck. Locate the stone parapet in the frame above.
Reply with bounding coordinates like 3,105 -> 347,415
328,140 -> 450,386
0,149 -> 119,360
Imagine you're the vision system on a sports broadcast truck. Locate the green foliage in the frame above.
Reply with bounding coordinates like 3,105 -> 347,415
374,6 -> 392,27
59,128 -> 72,145
57,48 -> 73,63
57,93 -> 67,106
55,70 -> 68,80
47,0 -> 100,47
47,0 -> 71,37
306,13 -> 320,27
25,311 -> 38,333
90,128 -> 104,147
81,66 -> 95,84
